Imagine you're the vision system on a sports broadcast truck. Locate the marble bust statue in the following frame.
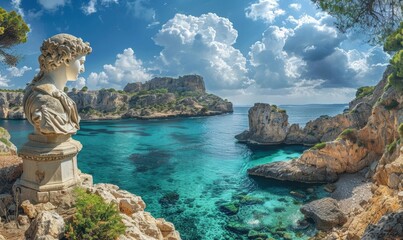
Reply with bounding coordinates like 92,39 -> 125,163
23,33 -> 92,135
16,34 -> 93,203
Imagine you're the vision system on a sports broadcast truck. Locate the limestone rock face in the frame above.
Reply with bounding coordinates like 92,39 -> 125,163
298,140 -> 371,174
361,210 -> 403,240
300,198 -> 347,231
90,184 -> 181,240
0,92 -> 24,119
0,127 -> 22,193
25,211 -> 65,240
235,103 -> 289,144
124,75 -> 206,93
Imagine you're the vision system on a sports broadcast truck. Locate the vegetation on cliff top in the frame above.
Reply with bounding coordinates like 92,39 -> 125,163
356,86 -> 375,99
65,188 -> 125,240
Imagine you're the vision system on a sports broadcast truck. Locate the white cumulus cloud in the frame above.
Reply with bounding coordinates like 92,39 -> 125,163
0,74 -> 9,87
249,13 -> 389,91
245,0 -> 285,23
153,13 -> 249,90
7,66 -> 32,77
289,3 -> 301,11
38,0 -> 68,10
87,48 -> 151,89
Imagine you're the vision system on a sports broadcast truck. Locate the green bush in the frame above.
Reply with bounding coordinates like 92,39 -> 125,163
65,188 -> 125,240
386,140 -> 398,154
337,128 -> 357,143
399,123 -> 403,139
311,142 -> 326,150
81,86 -> 88,92
355,86 -> 375,98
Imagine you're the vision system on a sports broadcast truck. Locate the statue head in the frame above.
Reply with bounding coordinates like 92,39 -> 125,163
38,34 -> 92,73
31,34 -> 92,84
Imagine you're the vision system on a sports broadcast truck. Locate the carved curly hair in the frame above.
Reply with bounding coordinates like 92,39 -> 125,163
32,34 -> 92,83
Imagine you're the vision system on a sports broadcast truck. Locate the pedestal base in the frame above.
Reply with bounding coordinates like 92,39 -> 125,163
16,134 -> 86,204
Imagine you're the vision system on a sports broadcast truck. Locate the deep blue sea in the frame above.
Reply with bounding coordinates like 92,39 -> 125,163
2,104 -> 347,240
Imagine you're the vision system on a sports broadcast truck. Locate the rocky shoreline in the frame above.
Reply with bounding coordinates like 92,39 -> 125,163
0,75 -> 233,121
237,65 -> 403,239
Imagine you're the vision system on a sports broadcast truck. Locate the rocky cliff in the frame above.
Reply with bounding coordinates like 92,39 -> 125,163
243,65 -> 403,239
236,69 -> 391,146
124,75 -> 206,93
0,75 -> 232,120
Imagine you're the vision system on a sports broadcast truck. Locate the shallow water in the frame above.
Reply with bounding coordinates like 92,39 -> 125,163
2,105 -> 347,239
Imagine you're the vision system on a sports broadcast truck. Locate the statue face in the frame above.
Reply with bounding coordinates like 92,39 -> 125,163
66,55 -> 86,81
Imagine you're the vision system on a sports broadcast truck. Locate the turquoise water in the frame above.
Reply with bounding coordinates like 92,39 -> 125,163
2,105 -> 347,239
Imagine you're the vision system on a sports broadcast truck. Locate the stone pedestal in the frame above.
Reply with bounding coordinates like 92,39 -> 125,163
14,133 -> 83,204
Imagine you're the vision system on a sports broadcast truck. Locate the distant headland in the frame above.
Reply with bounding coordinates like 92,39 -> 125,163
0,74 -> 233,120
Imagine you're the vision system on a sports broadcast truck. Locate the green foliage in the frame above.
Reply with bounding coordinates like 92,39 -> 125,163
384,22 -> 403,92
64,86 -> 69,92
399,123 -> 403,139
80,86 -> 88,92
0,138 -> 11,147
386,140 -> 398,154
0,7 -> 30,66
381,99 -> 399,110
65,188 -> 125,240
311,0 -> 402,44
311,142 -> 326,150
72,88 -> 77,92
337,128 -> 357,143
355,86 -> 375,98
384,22 -> 403,52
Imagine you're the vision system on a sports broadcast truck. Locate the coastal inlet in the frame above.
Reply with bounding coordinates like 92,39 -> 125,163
4,105 -> 347,239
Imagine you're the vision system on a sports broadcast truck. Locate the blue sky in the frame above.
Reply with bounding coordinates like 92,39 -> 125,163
0,0 -> 391,105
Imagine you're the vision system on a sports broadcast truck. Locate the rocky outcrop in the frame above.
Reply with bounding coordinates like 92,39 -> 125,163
235,103 -> 289,144
0,91 -> 24,119
247,160 -> 338,183
25,211 -> 65,240
300,198 -> 347,231
89,184 -> 181,240
124,75 -> 206,93
237,68 -> 390,146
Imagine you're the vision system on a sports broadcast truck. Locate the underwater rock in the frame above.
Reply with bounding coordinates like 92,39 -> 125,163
247,230 -> 268,239
159,192 -> 180,206
219,202 -> 240,216
233,194 -> 264,206
226,221 -> 249,234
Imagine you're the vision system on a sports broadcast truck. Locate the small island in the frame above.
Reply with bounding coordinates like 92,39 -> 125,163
0,74 -> 233,120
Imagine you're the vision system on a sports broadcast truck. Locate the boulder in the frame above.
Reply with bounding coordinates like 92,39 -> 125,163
25,211 -> 65,240
300,198 -> 347,231
247,159 -> 338,183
